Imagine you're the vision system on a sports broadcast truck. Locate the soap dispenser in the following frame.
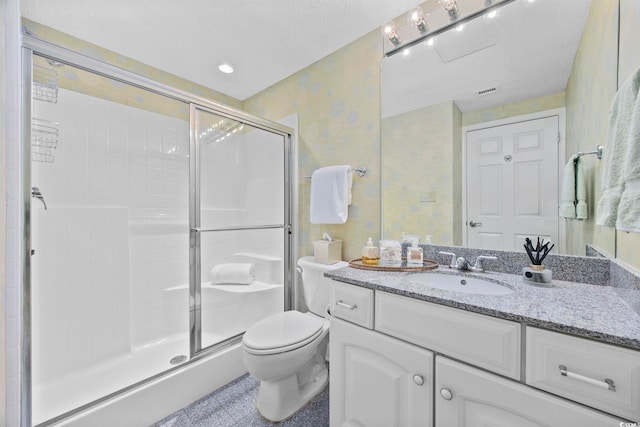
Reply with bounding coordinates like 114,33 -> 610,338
407,238 -> 424,265
362,237 -> 379,265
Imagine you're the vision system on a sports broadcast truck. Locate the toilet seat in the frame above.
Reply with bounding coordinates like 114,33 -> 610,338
243,311 -> 325,355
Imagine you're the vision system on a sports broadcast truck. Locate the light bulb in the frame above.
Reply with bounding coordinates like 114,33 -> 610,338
218,63 -> 234,74
402,48 -> 411,57
407,6 -> 428,34
382,20 -> 401,46
426,37 -> 436,48
439,0 -> 460,22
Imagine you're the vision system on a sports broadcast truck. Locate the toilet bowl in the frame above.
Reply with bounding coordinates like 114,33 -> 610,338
241,256 -> 348,422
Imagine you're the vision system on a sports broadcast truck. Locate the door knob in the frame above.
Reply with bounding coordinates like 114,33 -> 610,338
468,220 -> 482,227
440,388 -> 453,400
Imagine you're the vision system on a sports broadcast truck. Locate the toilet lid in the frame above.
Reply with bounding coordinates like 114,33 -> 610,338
242,311 -> 324,353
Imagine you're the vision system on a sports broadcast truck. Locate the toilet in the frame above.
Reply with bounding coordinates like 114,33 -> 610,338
241,256 -> 348,422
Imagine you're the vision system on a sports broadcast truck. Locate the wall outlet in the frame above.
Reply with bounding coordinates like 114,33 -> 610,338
420,191 -> 437,203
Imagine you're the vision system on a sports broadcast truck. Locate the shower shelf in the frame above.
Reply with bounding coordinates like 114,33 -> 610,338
32,118 -> 59,163
33,64 -> 59,104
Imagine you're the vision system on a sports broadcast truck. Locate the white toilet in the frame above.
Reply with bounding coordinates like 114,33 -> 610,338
241,256 -> 348,422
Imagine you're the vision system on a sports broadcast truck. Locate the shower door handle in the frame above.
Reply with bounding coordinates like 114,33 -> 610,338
32,187 -> 48,210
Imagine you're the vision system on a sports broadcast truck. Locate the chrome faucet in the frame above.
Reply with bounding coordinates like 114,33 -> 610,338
31,187 -> 47,210
470,255 -> 497,272
439,251 -> 464,269
439,251 -> 497,272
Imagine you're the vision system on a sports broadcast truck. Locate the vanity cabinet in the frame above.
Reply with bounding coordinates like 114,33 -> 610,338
329,317 -> 433,427
526,327 -> 640,420
329,281 -> 628,426
436,356 -> 621,426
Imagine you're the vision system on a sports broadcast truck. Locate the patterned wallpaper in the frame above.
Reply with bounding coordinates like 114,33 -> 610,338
381,101 -> 462,245
243,31 -> 382,261
462,92 -> 565,127
565,0 -> 618,257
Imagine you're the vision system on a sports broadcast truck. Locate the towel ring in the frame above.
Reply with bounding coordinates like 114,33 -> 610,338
305,166 -> 367,180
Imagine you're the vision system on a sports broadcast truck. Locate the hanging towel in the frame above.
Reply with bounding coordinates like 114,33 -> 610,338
560,154 -> 578,219
575,157 -> 588,219
597,67 -> 640,230
210,263 -> 255,285
560,154 -> 588,220
310,165 -> 352,224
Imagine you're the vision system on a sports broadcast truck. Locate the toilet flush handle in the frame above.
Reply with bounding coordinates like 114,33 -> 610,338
296,266 -> 303,274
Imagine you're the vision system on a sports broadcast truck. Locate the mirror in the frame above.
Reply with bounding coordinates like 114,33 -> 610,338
381,0 -> 617,256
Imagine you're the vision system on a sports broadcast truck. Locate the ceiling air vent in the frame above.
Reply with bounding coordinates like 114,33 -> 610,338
477,87 -> 498,97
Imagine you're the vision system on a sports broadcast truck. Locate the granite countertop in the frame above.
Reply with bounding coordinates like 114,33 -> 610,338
325,266 -> 640,351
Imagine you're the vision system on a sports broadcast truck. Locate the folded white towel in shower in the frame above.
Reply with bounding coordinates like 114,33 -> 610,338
210,263 -> 255,285
310,165 -> 352,224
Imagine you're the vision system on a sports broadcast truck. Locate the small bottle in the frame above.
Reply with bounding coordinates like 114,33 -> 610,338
362,237 -> 379,265
424,235 -> 432,244
407,239 -> 424,265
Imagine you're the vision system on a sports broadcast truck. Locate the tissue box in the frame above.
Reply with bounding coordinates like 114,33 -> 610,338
313,240 -> 343,264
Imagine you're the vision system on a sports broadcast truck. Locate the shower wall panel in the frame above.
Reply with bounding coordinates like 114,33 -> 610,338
31,86 -> 189,386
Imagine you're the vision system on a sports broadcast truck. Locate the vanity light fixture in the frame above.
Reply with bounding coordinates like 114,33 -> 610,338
382,20 -> 402,46
439,0 -> 460,22
218,63 -> 234,74
383,0 -> 515,57
407,6 -> 429,34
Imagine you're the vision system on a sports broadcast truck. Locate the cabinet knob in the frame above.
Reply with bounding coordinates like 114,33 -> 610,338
440,388 -> 453,400
413,374 -> 424,386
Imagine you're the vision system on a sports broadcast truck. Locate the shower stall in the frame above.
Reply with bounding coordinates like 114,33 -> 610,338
23,37 -> 294,425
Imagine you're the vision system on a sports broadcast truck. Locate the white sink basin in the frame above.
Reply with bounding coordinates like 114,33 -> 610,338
407,272 -> 515,296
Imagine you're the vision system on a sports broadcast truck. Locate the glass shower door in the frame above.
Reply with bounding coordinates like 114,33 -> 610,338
191,106 -> 290,352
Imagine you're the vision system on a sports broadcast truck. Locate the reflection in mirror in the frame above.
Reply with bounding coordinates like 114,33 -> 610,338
381,0 -> 617,256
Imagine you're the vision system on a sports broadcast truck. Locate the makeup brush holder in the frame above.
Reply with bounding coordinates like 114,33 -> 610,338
522,264 -> 553,287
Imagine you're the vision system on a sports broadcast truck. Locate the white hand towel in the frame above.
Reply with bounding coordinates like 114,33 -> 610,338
560,154 -> 578,219
575,157 -> 588,219
310,165 -> 353,224
560,155 -> 588,220
210,263 -> 255,285
597,67 -> 640,228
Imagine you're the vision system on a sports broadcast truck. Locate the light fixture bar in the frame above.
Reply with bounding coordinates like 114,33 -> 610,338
385,0 -> 516,57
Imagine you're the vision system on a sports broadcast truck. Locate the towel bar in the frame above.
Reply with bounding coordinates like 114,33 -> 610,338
576,145 -> 603,160
305,166 -> 367,180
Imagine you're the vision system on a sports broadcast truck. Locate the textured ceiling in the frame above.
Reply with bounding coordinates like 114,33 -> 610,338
21,0 -> 422,100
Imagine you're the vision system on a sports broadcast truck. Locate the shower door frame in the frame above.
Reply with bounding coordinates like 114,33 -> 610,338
21,35 -> 295,426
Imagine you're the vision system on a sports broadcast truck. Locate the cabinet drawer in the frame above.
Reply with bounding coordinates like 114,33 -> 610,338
330,281 -> 374,329
376,291 -> 520,379
526,327 -> 640,420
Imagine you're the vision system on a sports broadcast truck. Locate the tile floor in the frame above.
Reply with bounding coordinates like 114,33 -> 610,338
152,374 -> 329,427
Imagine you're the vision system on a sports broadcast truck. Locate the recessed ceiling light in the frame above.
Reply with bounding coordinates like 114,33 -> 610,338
218,63 -> 234,74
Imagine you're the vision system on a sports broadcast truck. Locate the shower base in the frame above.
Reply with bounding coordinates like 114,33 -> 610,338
33,332 -> 238,425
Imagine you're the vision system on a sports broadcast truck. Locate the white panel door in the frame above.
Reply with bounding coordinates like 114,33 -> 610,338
436,356 -> 623,426
330,317 -> 433,427
466,116 -> 559,251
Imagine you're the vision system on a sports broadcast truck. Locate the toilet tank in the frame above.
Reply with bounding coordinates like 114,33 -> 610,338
298,256 -> 348,318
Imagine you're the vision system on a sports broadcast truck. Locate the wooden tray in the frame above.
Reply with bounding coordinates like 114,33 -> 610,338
348,258 -> 439,272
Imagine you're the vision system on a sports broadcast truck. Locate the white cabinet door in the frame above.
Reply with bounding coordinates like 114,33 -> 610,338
436,356 -> 623,426
330,317 -> 433,427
